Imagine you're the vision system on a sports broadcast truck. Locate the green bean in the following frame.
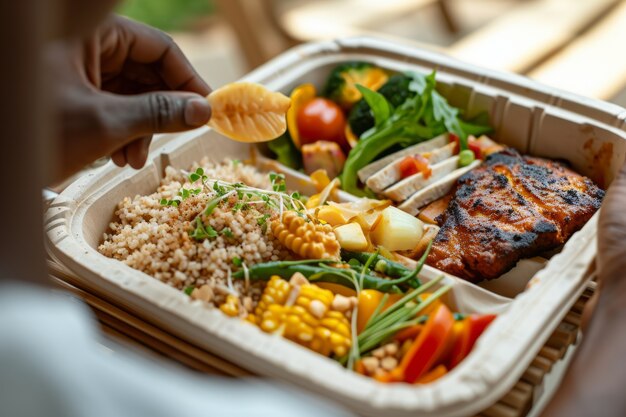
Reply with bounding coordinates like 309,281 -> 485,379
340,250 -> 411,278
231,261 -> 403,293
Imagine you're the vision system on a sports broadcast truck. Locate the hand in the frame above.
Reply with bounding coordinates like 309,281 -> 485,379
541,160 -> 626,417
48,15 -> 212,181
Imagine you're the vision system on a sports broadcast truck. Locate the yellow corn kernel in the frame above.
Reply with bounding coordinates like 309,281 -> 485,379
259,304 -> 287,333
255,275 -> 291,317
295,284 -> 334,319
271,211 -> 340,260
219,294 -> 240,317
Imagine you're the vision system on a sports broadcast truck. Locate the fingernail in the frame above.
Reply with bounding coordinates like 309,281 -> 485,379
184,97 -> 212,127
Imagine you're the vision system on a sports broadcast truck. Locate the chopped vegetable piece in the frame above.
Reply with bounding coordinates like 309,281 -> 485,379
458,149 -> 476,167
397,304 -> 454,383
468,141 -> 483,160
413,154 -> 432,179
417,292 -> 442,317
207,82 -> 291,143
345,124 -> 359,148
334,223 -> 369,251
394,324 -> 423,342
357,289 -> 402,333
297,98 -> 348,150
370,206 -> 424,251
317,206 -> 349,226
353,211 -> 382,233
323,62 -> 388,109
415,364 -> 447,384
310,169 -> 332,192
399,156 -> 419,178
302,140 -> 346,177
287,83 -> 316,148
398,154 -> 432,180
448,314 -> 497,369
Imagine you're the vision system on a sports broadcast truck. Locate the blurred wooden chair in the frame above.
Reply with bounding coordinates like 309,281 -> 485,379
215,0 -> 457,69
528,0 -> 626,101
447,0 -> 622,74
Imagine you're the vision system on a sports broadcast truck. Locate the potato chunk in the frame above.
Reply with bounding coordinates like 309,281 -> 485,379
370,206 -> 424,251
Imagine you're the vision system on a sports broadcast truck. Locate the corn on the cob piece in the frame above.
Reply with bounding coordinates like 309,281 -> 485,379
219,294 -> 240,317
255,275 -> 291,317
253,276 -> 351,357
271,211 -> 340,260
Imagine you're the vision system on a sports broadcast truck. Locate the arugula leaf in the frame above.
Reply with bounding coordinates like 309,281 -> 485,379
356,84 -> 391,127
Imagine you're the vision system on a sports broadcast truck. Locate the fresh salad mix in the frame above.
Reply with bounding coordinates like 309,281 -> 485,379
268,62 -> 493,196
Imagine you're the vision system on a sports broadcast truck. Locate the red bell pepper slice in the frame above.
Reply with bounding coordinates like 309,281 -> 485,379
448,314 -> 496,369
397,304 -> 454,383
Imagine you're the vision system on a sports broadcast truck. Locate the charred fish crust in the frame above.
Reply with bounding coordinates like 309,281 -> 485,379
426,148 -> 604,283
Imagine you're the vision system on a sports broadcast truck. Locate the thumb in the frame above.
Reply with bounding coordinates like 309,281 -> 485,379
105,91 -> 212,139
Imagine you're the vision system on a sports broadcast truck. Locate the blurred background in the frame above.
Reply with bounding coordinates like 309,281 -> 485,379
117,0 -> 626,105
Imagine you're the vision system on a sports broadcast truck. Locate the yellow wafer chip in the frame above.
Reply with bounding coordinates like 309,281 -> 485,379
207,82 -> 291,143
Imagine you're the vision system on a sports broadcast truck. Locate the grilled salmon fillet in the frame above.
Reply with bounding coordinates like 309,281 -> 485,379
426,148 -> 604,282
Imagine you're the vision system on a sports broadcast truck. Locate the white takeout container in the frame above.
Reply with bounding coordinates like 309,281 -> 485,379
45,38 -> 626,417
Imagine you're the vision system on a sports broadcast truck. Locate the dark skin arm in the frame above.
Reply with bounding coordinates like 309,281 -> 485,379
48,15 -> 212,182
541,160 -> 626,416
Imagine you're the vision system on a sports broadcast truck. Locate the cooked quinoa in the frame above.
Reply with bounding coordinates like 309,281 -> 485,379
98,158 -> 291,306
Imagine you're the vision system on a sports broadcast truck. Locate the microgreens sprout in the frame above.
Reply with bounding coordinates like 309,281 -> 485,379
189,167 -> 208,183
170,167 -> 310,242
189,217 -> 218,240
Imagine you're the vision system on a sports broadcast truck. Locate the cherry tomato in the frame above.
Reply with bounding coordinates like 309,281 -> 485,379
397,304 -> 454,383
296,98 -> 348,149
